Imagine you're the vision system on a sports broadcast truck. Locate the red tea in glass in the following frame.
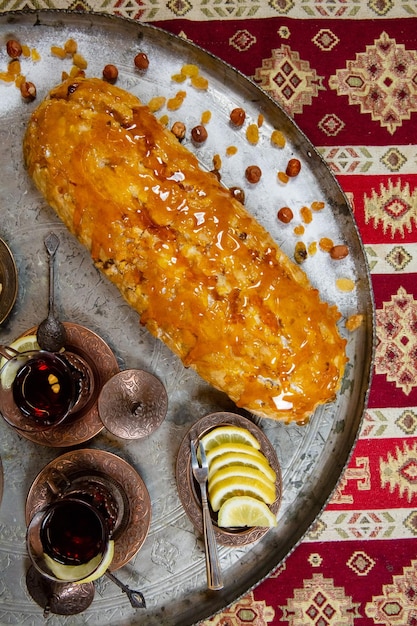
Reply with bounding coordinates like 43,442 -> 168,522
12,353 -> 74,427
40,499 -> 106,565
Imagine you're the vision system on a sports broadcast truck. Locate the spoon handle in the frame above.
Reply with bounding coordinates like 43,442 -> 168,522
104,571 -> 146,609
44,233 -> 60,316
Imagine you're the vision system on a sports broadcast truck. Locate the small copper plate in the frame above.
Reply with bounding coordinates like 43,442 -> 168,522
98,369 -> 168,440
0,238 -> 18,325
26,448 -> 152,570
17,323 -> 119,447
175,412 -> 282,547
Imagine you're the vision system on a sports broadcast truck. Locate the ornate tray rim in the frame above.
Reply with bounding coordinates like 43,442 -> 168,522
0,9 -> 375,625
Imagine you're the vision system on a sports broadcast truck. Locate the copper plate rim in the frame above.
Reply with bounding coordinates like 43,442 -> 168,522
0,237 -> 18,325
25,448 -> 152,570
175,412 -> 282,547
16,322 -> 119,447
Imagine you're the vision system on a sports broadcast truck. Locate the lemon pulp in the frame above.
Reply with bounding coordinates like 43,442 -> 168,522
207,451 -> 276,483
43,539 -> 114,583
218,496 -> 277,528
209,475 -> 276,512
200,425 -> 261,452
0,335 -> 40,389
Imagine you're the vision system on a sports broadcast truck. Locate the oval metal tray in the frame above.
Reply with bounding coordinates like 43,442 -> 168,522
0,10 -> 374,626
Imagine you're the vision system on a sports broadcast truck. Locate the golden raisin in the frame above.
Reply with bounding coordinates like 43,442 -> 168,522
330,244 -> 349,260
286,158 -> 301,177
277,171 -> 289,184
191,74 -> 208,90
230,107 -> 246,126
102,64 -> 118,83
191,124 -> 208,143
212,153 -> 222,170
311,200 -> 325,211
6,39 -> 22,58
134,52 -> 149,70
148,96 -> 166,112
319,237 -> 334,252
201,110 -> 211,124
345,314 -> 364,331
294,241 -> 307,264
246,123 -> 259,145
277,207 -> 293,223
51,45 -> 67,59
226,145 -> 238,156
167,91 -> 186,111
308,241 -> 318,256
64,38 -> 77,55
181,63 -> 199,77
336,278 -> 355,292
300,206 -> 313,224
271,129 -> 286,148
293,224 -> 305,236
257,113 -> 264,127
245,165 -> 262,183
73,53 -> 87,70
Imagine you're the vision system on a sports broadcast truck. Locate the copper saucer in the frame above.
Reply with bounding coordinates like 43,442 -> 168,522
17,323 -> 119,447
26,565 -> 95,616
0,237 -> 18,325
176,412 -> 282,547
25,448 -> 152,570
98,369 -> 168,439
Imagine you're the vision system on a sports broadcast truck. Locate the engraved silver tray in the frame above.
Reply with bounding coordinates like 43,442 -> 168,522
0,11 -> 374,626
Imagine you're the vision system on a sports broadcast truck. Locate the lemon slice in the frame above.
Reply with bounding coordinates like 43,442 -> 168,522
208,464 -> 276,496
205,442 -> 267,466
200,425 -> 261,453
76,540 -> 115,584
207,451 -> 276,483
0,335 -> 40,389
43,540 -> 114,583
209,475 -> 276,512
218,496 -> 277,528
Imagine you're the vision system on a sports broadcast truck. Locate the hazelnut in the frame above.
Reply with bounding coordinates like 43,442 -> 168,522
171,121 -> 186,141
330,244 -> 349,260
245,165 -> 262,183
230,186 -> 245,204
134,52 -> 149,70
102,64 -> 118,83
277,207 -> 293,223
191,125 -> 208,143
20,81 -> 36,101
286,158 -> 301,177
230,107 -> 246,126
6,39 -> 22,59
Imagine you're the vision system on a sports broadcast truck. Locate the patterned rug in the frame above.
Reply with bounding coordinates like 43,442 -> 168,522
1,1 -> 416,625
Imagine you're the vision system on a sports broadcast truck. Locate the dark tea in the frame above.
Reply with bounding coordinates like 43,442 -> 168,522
12,353 -> 74,426
41,499 -> 106,565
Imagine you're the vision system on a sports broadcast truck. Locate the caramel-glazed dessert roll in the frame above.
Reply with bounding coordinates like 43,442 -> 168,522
23,77 -> 347,424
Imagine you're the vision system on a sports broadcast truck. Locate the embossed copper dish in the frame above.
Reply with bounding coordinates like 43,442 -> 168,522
176,412 -> 282,547
98,369 -> 168,439
25,448 -> 152,570
0,237 -> 18,325
17,323 -> 119,447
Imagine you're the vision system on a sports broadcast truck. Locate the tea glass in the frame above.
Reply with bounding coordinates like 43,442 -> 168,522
0,348 -> 93,433
27,468 -> 124,583
26,497 -> 110,583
